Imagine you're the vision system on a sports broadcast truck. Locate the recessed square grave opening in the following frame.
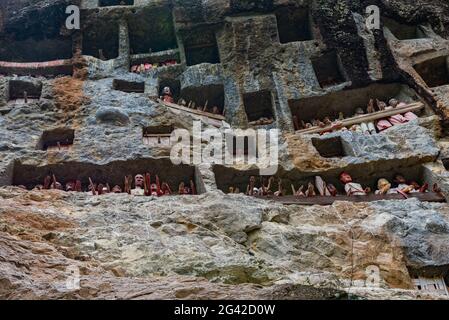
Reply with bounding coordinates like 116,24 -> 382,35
312,136 -> 346,158
99,0 -> 134,6
159,78 -> 181,102
243,90 -> 274,123
37,128 -> 75,152
8,80 -> 42,100
183,30 -> 220,66
311,51 -> 346,88
113,79 -> 145,93
289,83 -> 425,124
275,6 -> 313,43
129,7 -> 177,55
414,56 -> 449,88
143,125 -> 174,147
0,3 -> 72,62
383,17 -> 427,40
82,20 -> 119,60
181,84 -> 225,114
12,159 -> 198,193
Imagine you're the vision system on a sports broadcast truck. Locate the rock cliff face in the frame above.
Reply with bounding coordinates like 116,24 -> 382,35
1,0 -> 449,299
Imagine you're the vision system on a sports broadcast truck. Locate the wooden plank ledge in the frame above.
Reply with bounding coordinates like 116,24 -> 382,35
255,192 -> 445,205
158,99 -> 225,121
296,102 -> 425,135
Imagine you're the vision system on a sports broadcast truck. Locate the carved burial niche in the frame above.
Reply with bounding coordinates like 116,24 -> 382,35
0,4 -> 72,62
275,6 -> 313,43
99,0 -> 134,6
311,51 -> 346,88
143,125 -> 174,147
383,17 -> 427,40
82,19 -> 119,60
113,79 -> 145,93
289,83 -> 420,125
129,7 -> 177,55
414,56 -> 449,88
12,158 -> 197,193
180,84 -> 225,115
183,29 -> 220,66
8,80 -> 42,101
312,136 -> 346,158
243,90 -> 275,123
37,128 -> 75,152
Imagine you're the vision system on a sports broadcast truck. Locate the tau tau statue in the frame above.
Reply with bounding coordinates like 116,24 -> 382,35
339,172 -> 370,196
161,86 -> 174,103
131,174 -> 145,196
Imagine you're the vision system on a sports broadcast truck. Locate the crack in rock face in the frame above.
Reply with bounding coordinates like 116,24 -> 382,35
1,0 -> 449,300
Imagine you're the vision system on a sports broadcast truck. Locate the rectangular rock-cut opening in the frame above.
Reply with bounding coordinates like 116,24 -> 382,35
112,79 -> 145,93
37,128 -> 75,151
414,56 -> 449,88
183,29 -> 220,66
82,20 -> 119,60
159,78 -> 181,102
213,163 -> 433,197
8,80 -> 42,101
181,84 -> 225,114
99,0 -> 134,6
289,83 -> 424,124
12,159 -> 199,194
275,6 -> 313,43
129,7 -> 177,55
243,90 -> 275,124
408,266 -> 449,296
383,17 -> 427,40
143,125 -> 174,147
312,137 -> 346,158
311,51 -> 346,88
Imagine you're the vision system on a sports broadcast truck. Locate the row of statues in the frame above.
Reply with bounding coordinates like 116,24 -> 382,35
18,174 -> 196,196
293,98 -> 419,135
160,86 -> 224,116
234,173 -> 438,197
130,60 -> 178,74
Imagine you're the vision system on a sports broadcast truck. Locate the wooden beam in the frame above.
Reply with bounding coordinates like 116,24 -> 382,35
296,102 -> 425,135
158,99 -> 225,121
255,192 -> 445,205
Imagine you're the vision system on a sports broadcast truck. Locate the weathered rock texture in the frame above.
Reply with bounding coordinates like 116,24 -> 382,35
1,0 -> 449,299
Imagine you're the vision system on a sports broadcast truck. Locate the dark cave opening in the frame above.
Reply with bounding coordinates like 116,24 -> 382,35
180,84 -> 225,114
129,7 -> 177,55
288,83 -> 422,124
8,80 -> 42,100
12,159 -> 198,193
37,128 -> 75,151
275,6 -> 313,43
183,30 -> 220,66
311,137 -> 346,158
243,90 -> 274,123
82,20 -> 119,60
311,51 -> 346,88
99,0 -> 134,6
113,79 -> 145,93
414,56 -> 449,88
383,17 -> 427,40
0,3 -> 72,62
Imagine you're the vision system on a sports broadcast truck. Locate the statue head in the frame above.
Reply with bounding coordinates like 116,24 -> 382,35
389,99 -> 399,108
112,185 -> 122,193
377,178 -> 391,191
339,172 -> 353,184
163,86 -> 172,96
134,174 -> 144,188
355,107 -> 365,115
393,174 -> 407,185
65,182 -> 75,192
